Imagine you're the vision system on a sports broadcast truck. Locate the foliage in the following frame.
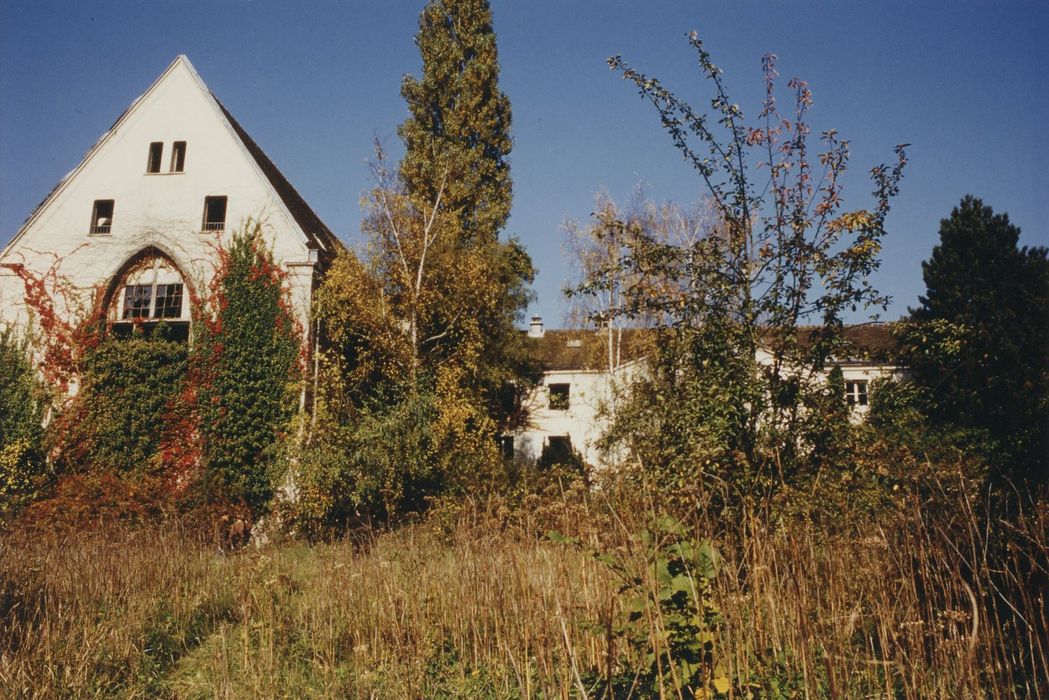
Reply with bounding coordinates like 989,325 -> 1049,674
570,35 -> 906,510
398,0 -> 535,428
903,195 -> 1049,483
304,0 -> 533,529
399,0 -> 512,248
553,518 -> 729,698
194,222 -> 303,516
287,388 -> 445,536
535,437 -> 586,476
53,333 -> 187,476
0,327 -> 45,515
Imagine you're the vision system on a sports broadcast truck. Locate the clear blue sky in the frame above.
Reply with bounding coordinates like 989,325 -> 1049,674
2,1 -> 1046,326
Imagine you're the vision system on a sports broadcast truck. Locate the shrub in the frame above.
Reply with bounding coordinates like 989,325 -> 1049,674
0,327 -> 45,516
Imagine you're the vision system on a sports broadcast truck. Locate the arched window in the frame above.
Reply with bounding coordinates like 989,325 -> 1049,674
108,251 -> 191,342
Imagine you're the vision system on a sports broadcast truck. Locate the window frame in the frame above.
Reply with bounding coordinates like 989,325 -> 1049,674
146,142 -> 163,174
845,379 -> 869,407
548,383 -> 570,411
202,196 -> 227,232
170,141 -> 186,173
120,281 -> 185,321
90,199 -> 115,235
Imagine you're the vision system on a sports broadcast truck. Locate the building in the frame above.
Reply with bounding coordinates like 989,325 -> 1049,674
0,56 -> 339,348
511,317 -> 903,470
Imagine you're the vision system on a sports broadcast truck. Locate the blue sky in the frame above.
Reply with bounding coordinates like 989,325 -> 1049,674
2,1 -> 1046,326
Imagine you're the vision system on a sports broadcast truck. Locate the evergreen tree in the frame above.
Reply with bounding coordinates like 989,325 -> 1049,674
397,0 -> 534,429
908,195 -> 1048,482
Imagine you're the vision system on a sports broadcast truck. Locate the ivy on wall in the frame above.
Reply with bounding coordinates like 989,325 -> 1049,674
193,222 -> 303,515
56,333 -> 188,476
3,221 -> 303,522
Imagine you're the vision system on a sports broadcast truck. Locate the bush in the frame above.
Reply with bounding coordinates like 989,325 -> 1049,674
286,388 -> 446,536
0,327 -> 45,516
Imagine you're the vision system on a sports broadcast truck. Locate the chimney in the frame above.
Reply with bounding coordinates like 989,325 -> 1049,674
528,315 -> 545,338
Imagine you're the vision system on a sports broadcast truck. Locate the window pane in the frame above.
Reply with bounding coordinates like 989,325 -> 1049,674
122,284 -> 152,319
153,283 -> 183,319
845,380 -> 869,407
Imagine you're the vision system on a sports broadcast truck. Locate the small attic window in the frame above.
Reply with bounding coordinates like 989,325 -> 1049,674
146,142 -> 163,173
90,200 -> 114,234
170,141 -> 186,173
202,196 -> 227,231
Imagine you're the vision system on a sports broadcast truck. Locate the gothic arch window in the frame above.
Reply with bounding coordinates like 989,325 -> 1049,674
108,250 -> 191,342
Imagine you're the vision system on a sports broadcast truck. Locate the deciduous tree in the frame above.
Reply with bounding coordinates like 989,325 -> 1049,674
574,35 -> 906,503
399,0 -> 534,428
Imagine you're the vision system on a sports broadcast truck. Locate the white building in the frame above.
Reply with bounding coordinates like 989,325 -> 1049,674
512,318 -> 903,470
0,55 -> 339,348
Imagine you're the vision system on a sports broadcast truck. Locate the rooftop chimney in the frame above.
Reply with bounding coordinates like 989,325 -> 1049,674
528,315 -> 545,338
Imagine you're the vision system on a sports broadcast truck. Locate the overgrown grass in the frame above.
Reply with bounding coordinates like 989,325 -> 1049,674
1,480 -> 1045,698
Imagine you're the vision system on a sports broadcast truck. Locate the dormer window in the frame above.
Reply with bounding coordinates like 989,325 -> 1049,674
146,142 -> 163,173
202,196 -> 227,231
170,141 -> 186,172
90,200 -> 114,234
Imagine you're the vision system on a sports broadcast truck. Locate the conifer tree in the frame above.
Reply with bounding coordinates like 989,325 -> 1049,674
907,195 -> 1048,482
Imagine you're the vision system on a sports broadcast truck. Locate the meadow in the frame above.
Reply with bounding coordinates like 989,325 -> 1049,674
2,477 -> 1045,698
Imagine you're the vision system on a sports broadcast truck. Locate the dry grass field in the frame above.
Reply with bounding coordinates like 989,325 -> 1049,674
2,482 -> 1046,698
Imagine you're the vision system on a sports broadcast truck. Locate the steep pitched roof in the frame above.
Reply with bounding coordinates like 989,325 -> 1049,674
526,329 -> 652,372
2,55 -> 343,266
215,99 -> 342,266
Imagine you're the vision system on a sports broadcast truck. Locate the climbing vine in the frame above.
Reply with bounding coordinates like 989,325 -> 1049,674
2,221 -> 304,521
191,222 -> 304,515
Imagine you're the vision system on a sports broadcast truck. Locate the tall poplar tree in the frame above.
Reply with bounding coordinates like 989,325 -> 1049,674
398,0 -> 533,428
399,0 -> 512,244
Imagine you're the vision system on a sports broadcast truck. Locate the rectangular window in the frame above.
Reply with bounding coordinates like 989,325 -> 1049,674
202,196 -> 227,231
544,435 -> 573,464
146,142 -> 163,173
90,199 -> 114,234
153,283 -> 184,319
170,141 -> 186,172
845,380 -> 869,406
548,383 -> 570,410
122,285 -> 152,319
498,435 -> 515,460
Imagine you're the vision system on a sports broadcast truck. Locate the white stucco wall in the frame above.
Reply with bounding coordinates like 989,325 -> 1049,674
0,56 -> 317,339
512,354 -> 903,471
512,361 -> 642,469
